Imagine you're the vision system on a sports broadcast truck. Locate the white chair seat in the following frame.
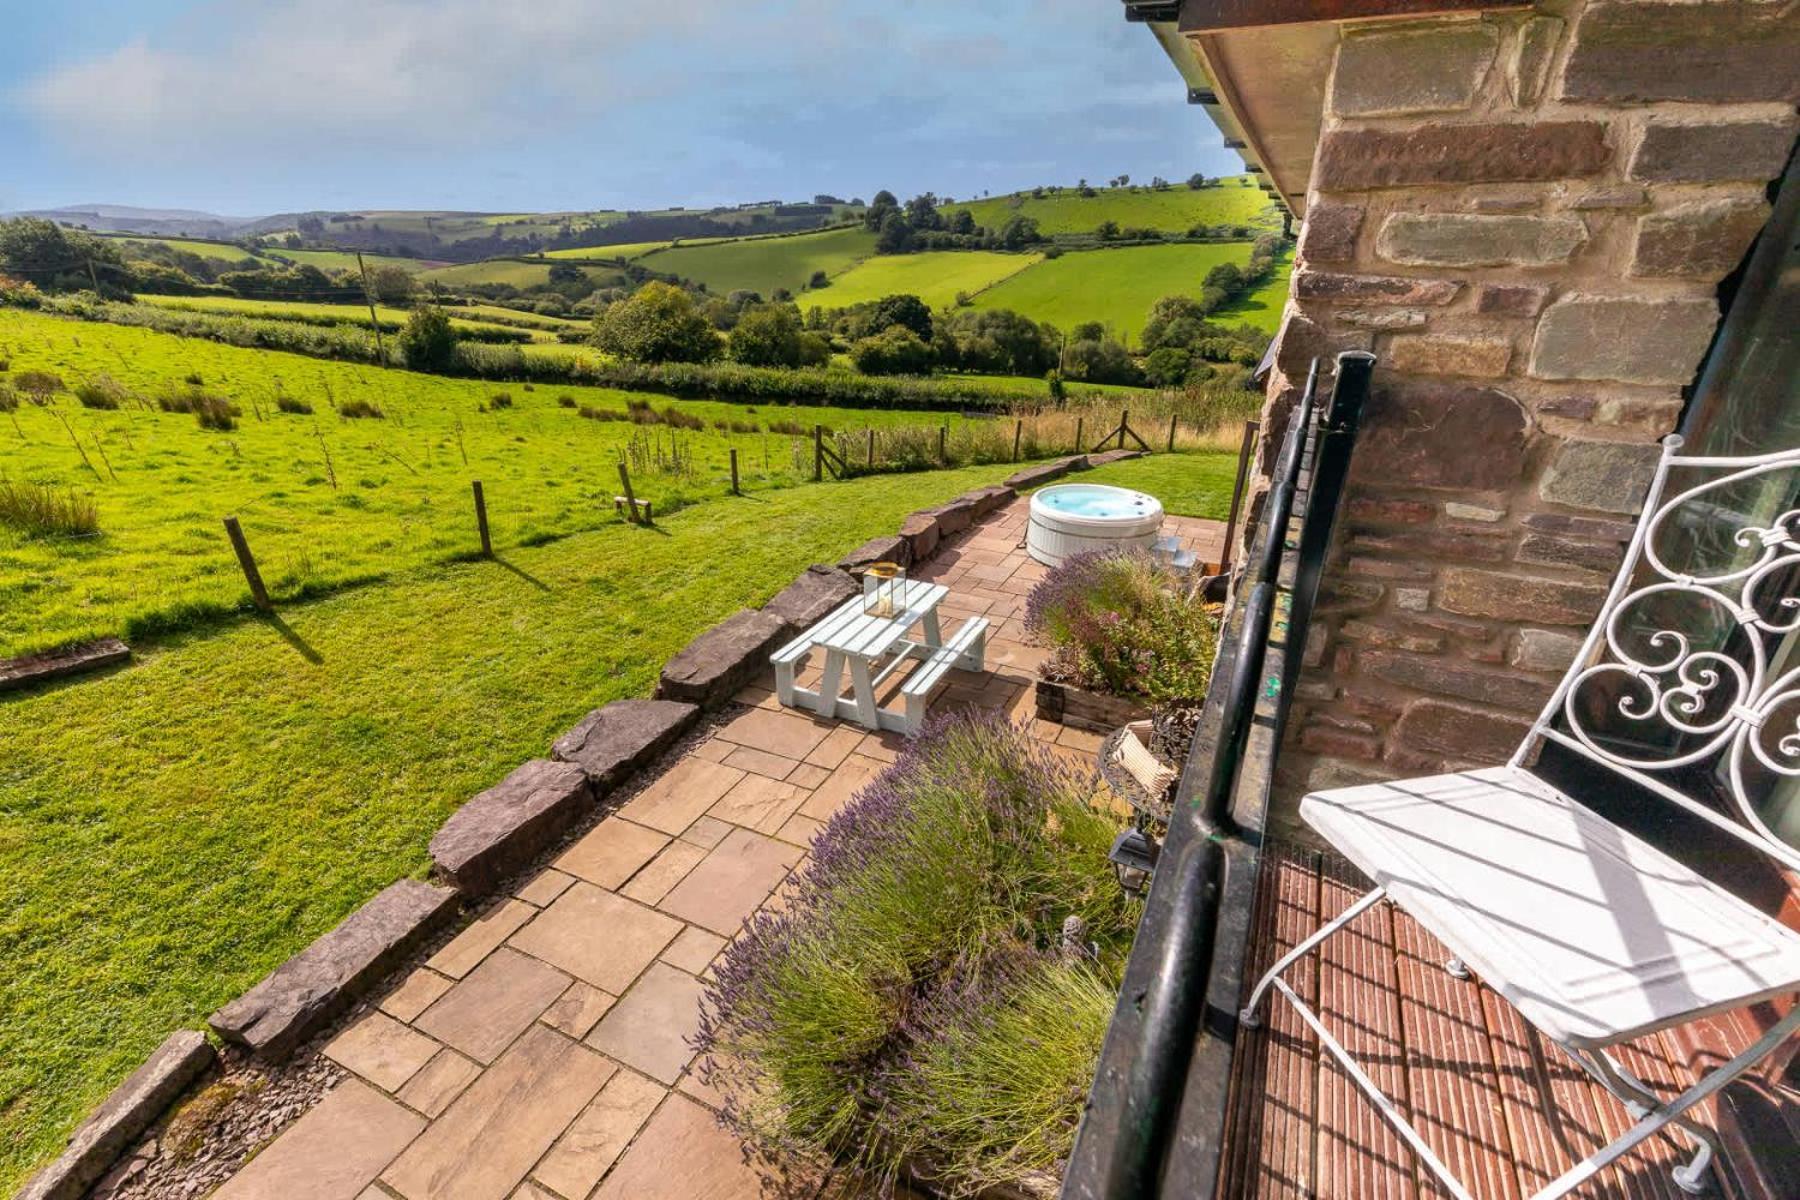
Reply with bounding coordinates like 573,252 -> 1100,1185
1302,765 -> 1800,1049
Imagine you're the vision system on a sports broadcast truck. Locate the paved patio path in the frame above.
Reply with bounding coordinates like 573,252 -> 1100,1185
209,498 -> 1226,1200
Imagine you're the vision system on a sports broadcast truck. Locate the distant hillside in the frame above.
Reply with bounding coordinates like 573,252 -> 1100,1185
8,204 -> 252,238
945,176 -> 1276,236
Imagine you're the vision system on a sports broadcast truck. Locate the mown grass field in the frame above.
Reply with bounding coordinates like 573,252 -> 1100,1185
1078,449 -> 1241,520
110,235 -> 261,264
641,225 -> 877,296
972,243 -> 1255,342
0,309 -> 1021,658
946,177 -> 1275,236
800,249 -> 1042,312
2,454 -> 1121,1195
541,240 -> 671,261
417,259 -> 627,289
262,247 -> 439,274
134,294 -> 558,341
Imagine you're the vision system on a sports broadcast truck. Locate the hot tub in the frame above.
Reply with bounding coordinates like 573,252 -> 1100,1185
1027,483 -> 1165,566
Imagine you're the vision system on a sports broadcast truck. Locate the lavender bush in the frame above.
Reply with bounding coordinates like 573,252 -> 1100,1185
695,711 -> 1137,1197
1025,549 -> 1218,701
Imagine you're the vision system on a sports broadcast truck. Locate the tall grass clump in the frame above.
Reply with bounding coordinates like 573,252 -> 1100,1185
0,384 -> 17,413
0,478 -> 99,538
72,375 -> 129,410
274,395 -> 313,415
696,712 -> 1135,1197
157,386 -> 241,431
1026,549 -> 1219,701
338,398 -> 384,419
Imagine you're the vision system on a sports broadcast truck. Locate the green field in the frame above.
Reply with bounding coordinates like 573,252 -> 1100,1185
1212,247 -> 1294,333
261,248 -> 439,274
541,240 -> 671,261
0,453 -> 1096,1195
417,259 -> 626,290
641,225 -> 877,296
801,250 -> 1042,312
0,308 -> 1016,658
135,294 -> 553,341
109,235 -> 262,264
972,243 -> 1255,343
946,177 -> 1276,236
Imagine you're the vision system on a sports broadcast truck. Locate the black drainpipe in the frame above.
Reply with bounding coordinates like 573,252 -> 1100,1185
1064,351 -> 1375,1198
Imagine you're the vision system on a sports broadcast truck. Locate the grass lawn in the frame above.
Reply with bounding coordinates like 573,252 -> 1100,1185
0,308 -> 1004,658
946,177 -> 1276,236
799,250 -> 1042,312
1212,248 -> 1294,334
971,243 -> 1255,343
0,458 -> 1062,1194
641,225 -> 878,297
1076,449 -> 1241,520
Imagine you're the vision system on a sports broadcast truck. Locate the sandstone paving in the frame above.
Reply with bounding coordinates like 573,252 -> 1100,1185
208,499 -> 1226,1200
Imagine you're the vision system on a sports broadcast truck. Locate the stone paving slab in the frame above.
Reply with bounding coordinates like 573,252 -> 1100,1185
208,499 -> 1228,1200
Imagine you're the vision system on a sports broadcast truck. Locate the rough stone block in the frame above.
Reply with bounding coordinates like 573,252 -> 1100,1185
658,609 -> 788,709
1630,199 -> 1770,279
210,879 -> 460,1059
0,637 -> 130,693
1338,308 -> 1428,330
1518,532 -> 1624,575
1439,568 -> 1607,626
1539,438 -> 1661,515
1273,311 -> 1375,379
552,698 -> 698,789
1522,511 -> 1636,542
430,760 -> 594,894
1529,295 -> 1717,385
1394,699 -> 1533,764
838,534 -> 911,574
1298,202 -> 1362,264
1386,335 -> 1512,379
1332,24 -> 1497,117
1474,283 -> 1549,318
1316,122 -> 1611,189
763,565 -> 860,634
1293,271 -> 1461,307
1376,213 -> 1586,268
1569,185 -> 1648,212
896,513 -> 941,564
924,496 -> 979,536
962,484 -> 1016,516
1506,15 -> 1564,107
16,1032 -> 214,1200
1512,629 -> 1586,674
1355,383 -> 1528,491
1087,448 -> 1145,466
1631,120 -> 1798,184
1363,650 -> 1549,713
1561,1 -> 1800,105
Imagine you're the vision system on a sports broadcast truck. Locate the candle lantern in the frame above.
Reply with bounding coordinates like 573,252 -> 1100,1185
863,562 -> 906,618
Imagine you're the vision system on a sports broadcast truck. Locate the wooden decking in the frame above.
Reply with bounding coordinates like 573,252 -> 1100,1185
1219,845 -> 1709,1200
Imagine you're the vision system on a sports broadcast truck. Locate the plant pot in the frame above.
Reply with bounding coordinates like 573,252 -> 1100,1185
1034,676 -> 1151,733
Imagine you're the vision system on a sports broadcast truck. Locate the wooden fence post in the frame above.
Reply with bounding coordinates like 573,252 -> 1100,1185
814,426 -> 824,482
729,449 -> 740,496
867,428 -> 876,468
1013,420 -> 1023,462
938,425 -> 948,465
618,461 -> 641,524
1167,415 -> 1178,452
1119,409 -> 1130,449
1074,417 -> 1083,456
222,516 -> 271,611
472,481 -> 492,557
1220,420 -> 1259,574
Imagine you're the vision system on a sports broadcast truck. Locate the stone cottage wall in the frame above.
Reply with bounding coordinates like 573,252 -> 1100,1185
1249,0 -> 1799,834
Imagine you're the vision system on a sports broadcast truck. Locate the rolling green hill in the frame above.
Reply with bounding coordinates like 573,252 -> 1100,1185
971,242 -> 1256,342
417,259 -> 627,290
639,225 -> 878,296
800,250 -> 1041,311
946,176 -> 1276,236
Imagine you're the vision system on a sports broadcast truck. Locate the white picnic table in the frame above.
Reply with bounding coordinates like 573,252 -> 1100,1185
771,579 -> 987,736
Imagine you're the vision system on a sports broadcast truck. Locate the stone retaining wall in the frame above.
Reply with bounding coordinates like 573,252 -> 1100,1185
1252,0 -> 1798,831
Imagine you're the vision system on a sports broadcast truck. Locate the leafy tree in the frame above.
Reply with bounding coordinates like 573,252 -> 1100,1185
851,326 -> 934,376
1063,336 -> 1140,386
589,281 -> 721,363
1143,346 -> 1193,388
863,190 -> 899,231
796,332 -> 832,367
727,303 -> 807,367
937,308 -> 1059,376
996,216 -> 1042,250
864,293 -> 933,340
1070,320 -> 1106,343
0,217 -> 123,292
904,193 -> 944,231
1096,220 -> 1120,242
1186,172 -> 1207,189
546,261 -> 586,285
807,269 -> 830,289
948,209 -> 977,236
875,211 -> 915,254
1203,262 -> 1244,292
367,264 -> 415,304
398,306 -> 458,372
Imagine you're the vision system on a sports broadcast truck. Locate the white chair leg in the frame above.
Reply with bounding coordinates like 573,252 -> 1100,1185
958,626 -> 986,672
1445,957 -> 1471,980
1570,1046 -> 1721,1195
775,658 -> 796,707
1240,886 -> 1385,1028
904,692 -> 924,738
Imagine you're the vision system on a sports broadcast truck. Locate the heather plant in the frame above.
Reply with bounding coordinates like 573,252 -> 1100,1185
697,712 -> 1134,1195
1026,549 -> 1218,700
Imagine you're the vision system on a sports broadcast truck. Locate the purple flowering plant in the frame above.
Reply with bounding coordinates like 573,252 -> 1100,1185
1025,549 -> 1218,701
694,711 -> 1138,1197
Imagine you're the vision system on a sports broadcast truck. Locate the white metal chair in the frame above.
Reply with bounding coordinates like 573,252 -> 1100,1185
1241,437 -> 1800,1198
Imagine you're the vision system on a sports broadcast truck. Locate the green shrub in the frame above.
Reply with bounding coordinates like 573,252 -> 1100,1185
339,398 -> 384,419
72,375 -> 129,410
590,281 -> 721,364
191,393 -> 238,431
274,395 -> 313,415
0,477 -> 99,537
11,369 -> 62,403
727,303 -> 807,368
398,306 -> 458,372
850,326 -> 934,376
486,391 -> 514,410
1025,550 -> 1218,701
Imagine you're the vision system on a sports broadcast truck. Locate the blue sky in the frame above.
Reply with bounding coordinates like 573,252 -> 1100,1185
0,0 -> 1239,217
